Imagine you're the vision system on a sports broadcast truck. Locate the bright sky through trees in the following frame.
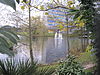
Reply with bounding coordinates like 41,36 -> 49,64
0,0 -> 80,27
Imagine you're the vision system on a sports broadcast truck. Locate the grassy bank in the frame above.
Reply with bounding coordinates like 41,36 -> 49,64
38,53 -> 96,74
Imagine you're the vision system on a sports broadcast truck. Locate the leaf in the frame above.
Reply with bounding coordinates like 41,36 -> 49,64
0,27 -> 19,56
40,5 -> 44,10
0,28 -> 19,40
21,6 -> 25,10
69,9 -> 79,12
73,12 -> 80,19
0,0 -> 16,10
0,45 -> 14,56
45,12 -> 49,15
0,30 -> 18,44
16,0 -> 20,4
79,22 -> 85,27
23,0 -> 26,3
47,6 -> 51,9
4,30 -> 19,40
0,36 -> 10,48
37,66 -> 55,75
68,1 -> 74,4
57,25 -> 64,29
0,59 -> 38,75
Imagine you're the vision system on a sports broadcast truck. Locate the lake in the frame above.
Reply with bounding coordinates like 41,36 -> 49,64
13,36 -> 89,64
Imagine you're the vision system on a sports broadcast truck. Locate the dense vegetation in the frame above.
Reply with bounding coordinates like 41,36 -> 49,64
0,0 -> 99,75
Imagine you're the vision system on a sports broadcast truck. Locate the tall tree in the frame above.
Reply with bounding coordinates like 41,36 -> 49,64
94,1 -> 100,75
28,0 -> 34,62
76,0 -> 100,74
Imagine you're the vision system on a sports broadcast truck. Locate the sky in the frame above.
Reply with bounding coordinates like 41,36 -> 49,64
0,0 -> 80,27
0,0 -> 47,27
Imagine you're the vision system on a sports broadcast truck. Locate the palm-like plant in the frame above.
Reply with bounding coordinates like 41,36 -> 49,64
0,0 -> 20,56
0,27 -> 19,56
0,1 -> 55,75
0,0 -> 16,10
37,66 -> 56,75
0,58 -> 55,75
0,58 -> 37,75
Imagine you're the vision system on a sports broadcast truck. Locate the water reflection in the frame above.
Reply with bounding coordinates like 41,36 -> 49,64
0,36 -> 88,64
14,37 -> 67,64
54,32 -> 63,48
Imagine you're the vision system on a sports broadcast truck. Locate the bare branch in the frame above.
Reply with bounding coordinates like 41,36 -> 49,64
53,0 -> 59,5
31,5 -> 70,11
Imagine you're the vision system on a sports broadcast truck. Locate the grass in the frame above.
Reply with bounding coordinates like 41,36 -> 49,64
39,51 -> 97,71
74,51 -> 97,73
76,51 -> 96,65
38,53 -> 96,75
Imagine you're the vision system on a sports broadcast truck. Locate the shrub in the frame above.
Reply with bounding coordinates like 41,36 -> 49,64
0,58 -> 55,75
0,58 -> 37,75
77,52 -> 96,65
56,55 -> 93,75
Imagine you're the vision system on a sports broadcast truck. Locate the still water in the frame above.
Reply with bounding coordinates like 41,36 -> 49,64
0,35 -> 88,64
13,36 -> 88,64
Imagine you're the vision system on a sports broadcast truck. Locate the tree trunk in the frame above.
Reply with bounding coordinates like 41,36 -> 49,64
65,15 -> 70,55
29,0 -> 34,62
95,13 -> 100,75
94,2 -> 100,75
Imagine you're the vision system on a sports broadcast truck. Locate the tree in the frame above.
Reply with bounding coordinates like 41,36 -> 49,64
94,1 -> 100,75
1,1 -> 99,73
19,16 -> 47,36
73,0 -> 100,74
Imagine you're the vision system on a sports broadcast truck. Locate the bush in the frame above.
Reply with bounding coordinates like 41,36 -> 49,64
0,58 -> 55,75
76,44 -> 97,65
77,52 -> 96,65
56,55 -> 93,75
0,58 -> 37,75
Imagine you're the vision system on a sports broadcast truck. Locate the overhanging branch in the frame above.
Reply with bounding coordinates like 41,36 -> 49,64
31,6 -> 70,11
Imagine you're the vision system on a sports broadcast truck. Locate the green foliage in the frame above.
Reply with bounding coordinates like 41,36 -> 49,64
76,44 -> 96,65
73,11 -> 80,20
0,58 -> 55,75
0,28 -> 19,56
77,44 -> 96,65
0,0 -> 20,55
86,44 -> 93,52
56,55 -> 87,75
78,0 -> 95,39
77,52 -> 96,65
0,58 -> 37,75
21,6 -> 25,10
0,0 -> 16,10
23,0 -> 26,3
0,0 -> 28,10
45,12 -> 49,15
16,0 -> 20,4
40,5 -> 44,10
37,66 -> 55,75
70,0 -> 95,39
